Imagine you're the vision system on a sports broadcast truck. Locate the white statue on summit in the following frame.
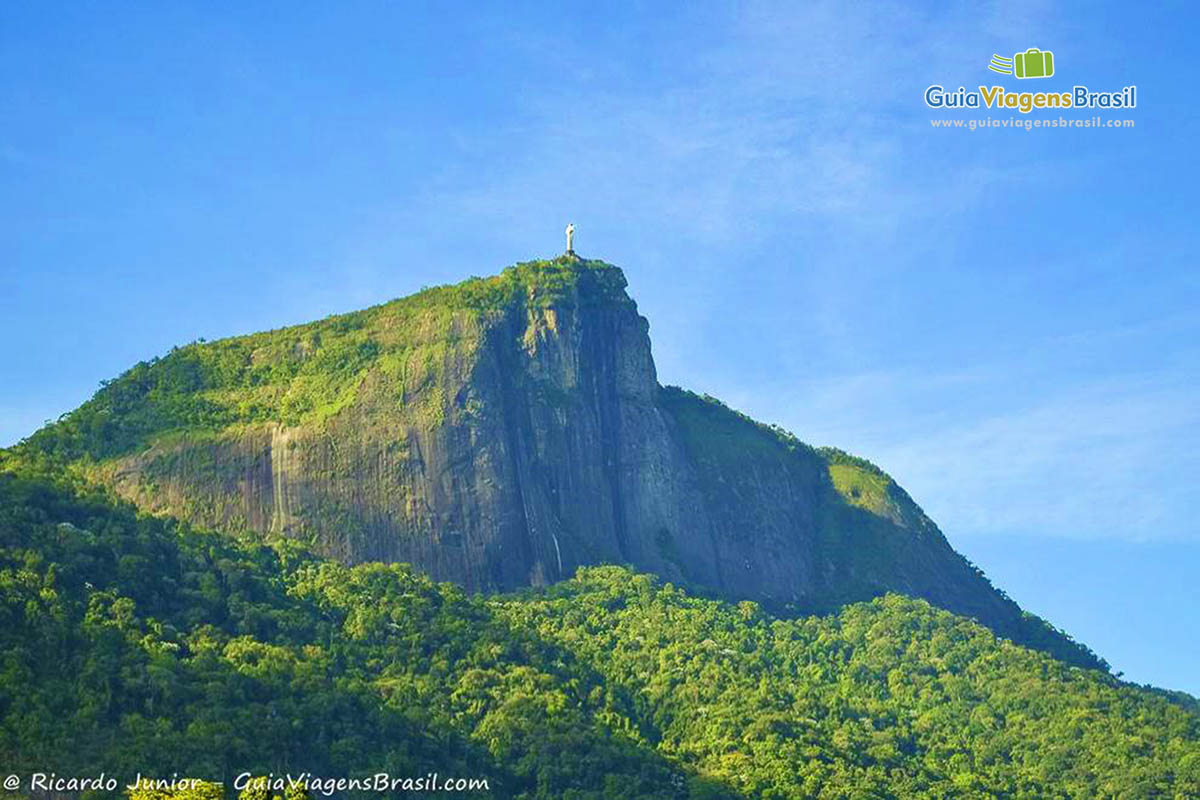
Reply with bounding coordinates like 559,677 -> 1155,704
565,222 -> 576,254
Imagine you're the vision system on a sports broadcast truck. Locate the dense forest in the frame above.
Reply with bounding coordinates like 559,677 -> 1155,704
1,457 -> 1196,799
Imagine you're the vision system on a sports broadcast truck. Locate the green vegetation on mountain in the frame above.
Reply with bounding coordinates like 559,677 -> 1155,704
23,257 -> 628,463
4,255 -> 1178,799
0,464 -> 680,800
1,464 -> 1195,799
8,257 -> 1109,677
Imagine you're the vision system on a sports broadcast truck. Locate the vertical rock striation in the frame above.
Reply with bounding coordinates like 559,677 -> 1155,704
20,256 -> 1096,665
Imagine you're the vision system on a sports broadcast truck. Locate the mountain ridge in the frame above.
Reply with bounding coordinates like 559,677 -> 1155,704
9,255 -> 1103,669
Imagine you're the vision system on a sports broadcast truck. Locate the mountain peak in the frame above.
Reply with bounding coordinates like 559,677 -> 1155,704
11,256 -> 1104,670
23,256 -> 638,462
403,255 -> 632,314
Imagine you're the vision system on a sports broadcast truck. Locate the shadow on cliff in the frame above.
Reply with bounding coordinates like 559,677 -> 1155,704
657,386 -> 1109,673
631,491 -> 1109,674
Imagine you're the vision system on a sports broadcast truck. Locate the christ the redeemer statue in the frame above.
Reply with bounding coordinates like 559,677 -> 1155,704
565,223 -> 576,254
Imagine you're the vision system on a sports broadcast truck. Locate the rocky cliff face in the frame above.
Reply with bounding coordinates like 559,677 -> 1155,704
19,256 -> 1092,663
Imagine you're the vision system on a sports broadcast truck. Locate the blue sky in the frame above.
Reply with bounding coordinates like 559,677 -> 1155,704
2,3 -> 1196,693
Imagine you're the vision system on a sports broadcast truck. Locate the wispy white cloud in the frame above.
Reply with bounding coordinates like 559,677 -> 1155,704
872,378 -> 1197,542
729,322 -> 1199,544
415,1 -> 1068,248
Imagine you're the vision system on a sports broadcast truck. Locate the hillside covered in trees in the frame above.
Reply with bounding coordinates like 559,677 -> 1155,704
1,459 -> 1196,799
